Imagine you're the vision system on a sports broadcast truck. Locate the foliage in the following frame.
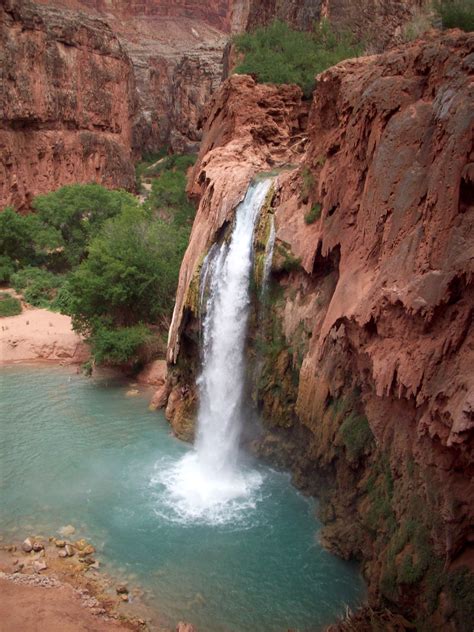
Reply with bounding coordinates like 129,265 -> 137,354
0,293 -> 22,317
446,566 -> 474,631
234,19 -> 363,97
435,0 -> 474,31
0,208 -> 36,278
339,413 -> 374,460
300,166 -> 315,201
10,267 -> 64,308
304,203 -> 322,224
148,170 -> 195,226
65,205 -> 188,364
31,184 -> 139,269
88,324 -> 152,366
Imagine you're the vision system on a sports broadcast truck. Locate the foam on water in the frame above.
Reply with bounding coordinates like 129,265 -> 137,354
158,179 -> 272,523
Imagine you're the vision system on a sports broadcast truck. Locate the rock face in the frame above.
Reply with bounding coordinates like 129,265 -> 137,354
232,0 -> 426,51
167,31 -> 474,630
36,0 -> 230,154
0,0 -> 137,210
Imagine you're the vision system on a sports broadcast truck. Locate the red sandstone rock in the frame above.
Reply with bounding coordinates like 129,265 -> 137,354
0,0 -> 137,210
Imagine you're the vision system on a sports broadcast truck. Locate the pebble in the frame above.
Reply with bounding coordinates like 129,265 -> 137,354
33,560 -> 48,573
64,544 -> 74,557
0,571 -> 60,588
21,538 -> 33,553
116,583 -> 129,594
58,549 -> 68,558
32,542 -> 44,552
55,539 -> 66,548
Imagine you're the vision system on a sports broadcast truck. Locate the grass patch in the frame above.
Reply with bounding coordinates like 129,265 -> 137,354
304,203 -> 322,224
0,293 -> 22,317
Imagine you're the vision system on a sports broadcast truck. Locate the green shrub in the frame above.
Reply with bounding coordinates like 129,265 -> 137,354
446,566 -> 474,631
234,19 -> 363,97
0,293 -> 22,317
435,0 -> 474,31
304,203 -> 322,224
89,324 -> 152,366
339,413 -> 374,460
10,267 -> 64,308
148,170 -> 195,226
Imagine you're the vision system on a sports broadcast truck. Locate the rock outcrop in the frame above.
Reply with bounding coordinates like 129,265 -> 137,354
167,30 -> 474,630
0,0 -> 137,210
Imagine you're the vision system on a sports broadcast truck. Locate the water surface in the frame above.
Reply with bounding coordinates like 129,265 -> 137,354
0,366 -> 364,631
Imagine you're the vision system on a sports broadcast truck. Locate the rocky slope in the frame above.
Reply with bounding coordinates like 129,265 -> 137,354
0,0 -> 137,210
165,30 -> 474,630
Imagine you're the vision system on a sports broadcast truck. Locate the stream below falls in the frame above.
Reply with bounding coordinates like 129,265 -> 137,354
0,365 -> 365,631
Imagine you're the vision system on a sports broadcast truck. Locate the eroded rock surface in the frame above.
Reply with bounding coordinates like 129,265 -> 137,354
167,31 -> 474,629
0,0 -> 137,210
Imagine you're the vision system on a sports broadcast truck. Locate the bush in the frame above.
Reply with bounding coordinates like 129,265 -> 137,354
304,203 -> 322,224
32,184 -> 139,269
234,19 -> 363,97
0,256 -> 15,283
435,0 -> 474,31
89,324 -> 152,366
10,267 -> 64,308
0,293 -> 22,317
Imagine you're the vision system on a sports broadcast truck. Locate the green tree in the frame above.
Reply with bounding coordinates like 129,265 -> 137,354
65,206 -> 188,364
32,184 -> 139,269
0,208 -> 36,279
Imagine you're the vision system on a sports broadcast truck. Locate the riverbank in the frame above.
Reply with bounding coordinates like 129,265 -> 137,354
0,297 -> 89,364
0,534 -> 152,632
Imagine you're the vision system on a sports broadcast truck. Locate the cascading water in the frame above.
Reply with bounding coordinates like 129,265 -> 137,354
157,179 -> 273,523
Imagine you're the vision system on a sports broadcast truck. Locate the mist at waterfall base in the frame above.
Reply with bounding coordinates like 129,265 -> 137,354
157,181 -> 272,525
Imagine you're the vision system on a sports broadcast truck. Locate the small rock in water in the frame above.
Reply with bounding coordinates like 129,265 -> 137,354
59,525 -> 76,537
120,593 -> 129,602
74,538 -> 87,551
126,389 -> 139,397
116,584 -> 129,595
21,538 -> 33,553
55,539 -> 66,548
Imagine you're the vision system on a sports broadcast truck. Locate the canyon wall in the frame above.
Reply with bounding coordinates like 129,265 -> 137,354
166,30 -> 474,629
231,0 -> 426,51
0,0 -> 136,210
36,0 -> 229,154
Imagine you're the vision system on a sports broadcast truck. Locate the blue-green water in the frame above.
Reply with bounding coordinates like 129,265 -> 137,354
0,366 -> 364,631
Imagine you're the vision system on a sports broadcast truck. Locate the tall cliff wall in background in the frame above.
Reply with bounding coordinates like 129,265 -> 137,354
166,30 -> 474,630
0,0 -> 136,210
35,0 -> 230,154
231,0 -> 425,51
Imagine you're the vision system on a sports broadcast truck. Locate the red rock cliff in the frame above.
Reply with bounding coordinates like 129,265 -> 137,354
0,0 -> 137,210
167,30 -> 474,629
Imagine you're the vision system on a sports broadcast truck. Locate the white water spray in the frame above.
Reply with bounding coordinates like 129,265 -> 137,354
156,179 -> 273,523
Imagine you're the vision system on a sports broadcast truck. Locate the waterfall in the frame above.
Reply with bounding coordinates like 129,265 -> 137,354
261,214 -> 275,296
158,179 -> 272,523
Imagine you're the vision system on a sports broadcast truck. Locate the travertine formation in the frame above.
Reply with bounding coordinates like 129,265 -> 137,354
167,31 -> 474,629
0,0 -> 137,210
